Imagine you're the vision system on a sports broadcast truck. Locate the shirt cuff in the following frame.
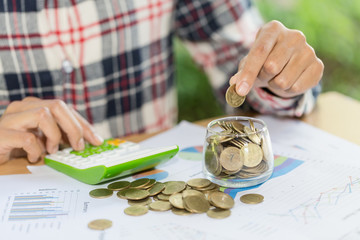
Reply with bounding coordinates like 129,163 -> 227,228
246,87 -> 316,117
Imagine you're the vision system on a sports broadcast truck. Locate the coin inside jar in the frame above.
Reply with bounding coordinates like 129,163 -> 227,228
219,147 -> 244,172
204,117 -> 273,187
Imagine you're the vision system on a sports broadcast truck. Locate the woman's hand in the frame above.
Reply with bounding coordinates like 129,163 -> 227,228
0,97 -> 103,164
230,20 -> 324,98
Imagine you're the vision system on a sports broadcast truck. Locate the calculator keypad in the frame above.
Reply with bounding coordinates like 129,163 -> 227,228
46,139 -> 140,169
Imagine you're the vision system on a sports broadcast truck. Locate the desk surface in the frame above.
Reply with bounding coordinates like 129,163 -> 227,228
1,91 -> 359,175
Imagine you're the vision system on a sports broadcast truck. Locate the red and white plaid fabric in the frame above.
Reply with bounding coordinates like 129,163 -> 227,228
0,0 -> 320,138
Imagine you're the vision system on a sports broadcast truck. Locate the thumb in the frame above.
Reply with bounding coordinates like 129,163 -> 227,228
229,56 -> 255,96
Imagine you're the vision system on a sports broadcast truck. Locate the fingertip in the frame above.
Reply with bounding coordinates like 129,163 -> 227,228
28,155 -> 41,163
88,133 -> 103,146
236,81 -> 250,96
229,76 -> 237,85
47,144 -> 59,154
229,71 -> 241,85
72,138 -> 85,151
93,134 -> 104,145
77,138 -> 85,150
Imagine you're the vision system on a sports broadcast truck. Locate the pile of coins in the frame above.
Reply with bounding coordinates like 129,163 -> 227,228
204,119 -> 270,179
89,178 -> 235,219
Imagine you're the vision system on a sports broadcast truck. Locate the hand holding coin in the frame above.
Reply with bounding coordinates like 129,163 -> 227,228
225,84 -> 246,108
229,21 -> 323,99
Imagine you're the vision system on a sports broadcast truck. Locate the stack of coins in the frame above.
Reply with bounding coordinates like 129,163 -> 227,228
89,178 -> 235,219
204,119 -> 270,179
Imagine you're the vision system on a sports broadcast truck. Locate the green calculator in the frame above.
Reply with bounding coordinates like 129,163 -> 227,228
44,139 -> 179,184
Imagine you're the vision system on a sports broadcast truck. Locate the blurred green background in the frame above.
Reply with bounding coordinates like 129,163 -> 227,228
176,0 -> 360,122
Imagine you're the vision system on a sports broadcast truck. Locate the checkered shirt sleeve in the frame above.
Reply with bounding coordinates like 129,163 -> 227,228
176,0 -> 321,117
0,0 -> 320,139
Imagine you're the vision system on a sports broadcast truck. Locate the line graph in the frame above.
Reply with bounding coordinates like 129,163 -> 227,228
276,176 -> 360,224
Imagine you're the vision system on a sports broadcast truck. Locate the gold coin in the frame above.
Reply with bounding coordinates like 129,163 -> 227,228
237,171 -> 260,178
89,188 -> 113,199
225,84 -> 246,108
148,182 -> 166,196
231,121 -> 245,133
204,144 -> 222,176
183,195 -> 210,213
242,143 -> 263,168
162,181 -> 186,195
241,161 -> 268,175
171,208 -> 192,216
230,139 -> 243,148
249,119 -> 256,131
219,147 -> 243,172
196,183 -> 217,191
209,192 -> 234,209
125,189 -> 149,200
128,197 -> 152,206
149,201 -> 172,211
182,189 -> 204,198
88,219 -> 112,230
187,178 -> 212,189
164,180 -> 185,186
206,208 -> 231,219
143,179 -> 156,189
107,181 -> 130,191
124,205 -> 148,216
169,193 -> 184,209
130,178 -> 150,188
240,193 -> 264,204
207,134 -> 232,144
243,126 -> 261,145
261,137 -> 272,162
157,193 -> 170,201
117,189 -> 129,199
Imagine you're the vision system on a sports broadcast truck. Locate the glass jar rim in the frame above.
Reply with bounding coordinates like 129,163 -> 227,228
206,116 -> 268,136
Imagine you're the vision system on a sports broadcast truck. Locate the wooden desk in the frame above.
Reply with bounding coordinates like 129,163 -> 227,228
1,91 -> 359,175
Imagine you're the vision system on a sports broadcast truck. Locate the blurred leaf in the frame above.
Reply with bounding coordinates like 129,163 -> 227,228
175,39 -> 224,122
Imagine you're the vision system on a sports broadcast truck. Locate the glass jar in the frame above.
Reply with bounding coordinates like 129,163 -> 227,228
203,116 -> 274,188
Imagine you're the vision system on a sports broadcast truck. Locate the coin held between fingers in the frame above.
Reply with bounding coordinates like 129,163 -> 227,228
225,84 -> 246,108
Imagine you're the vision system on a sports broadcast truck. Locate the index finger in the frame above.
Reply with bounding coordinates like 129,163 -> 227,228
233,22 -> 282,96
8,100 -> 85,151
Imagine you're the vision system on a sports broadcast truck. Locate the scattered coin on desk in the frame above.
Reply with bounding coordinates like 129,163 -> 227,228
225,84 -> 246,108
89,178 -> 240,219
89,188 -> 113,199
205,119 -> 269,179
88,219 -> 113,230
240,193 -> 264,204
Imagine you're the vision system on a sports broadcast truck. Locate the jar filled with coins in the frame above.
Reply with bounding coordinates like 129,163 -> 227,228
203,116 -> 274,188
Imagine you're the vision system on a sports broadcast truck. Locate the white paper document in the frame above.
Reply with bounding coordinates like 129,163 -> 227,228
1,116 -> 360,240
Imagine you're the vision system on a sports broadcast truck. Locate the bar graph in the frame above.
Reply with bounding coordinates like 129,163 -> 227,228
285,177 -> 360,224
9,195 -> 66,221
6,190 -> 79,221
1,189 -> 82,234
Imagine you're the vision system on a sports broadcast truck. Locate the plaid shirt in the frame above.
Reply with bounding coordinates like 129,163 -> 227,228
0,0 -> 320,139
